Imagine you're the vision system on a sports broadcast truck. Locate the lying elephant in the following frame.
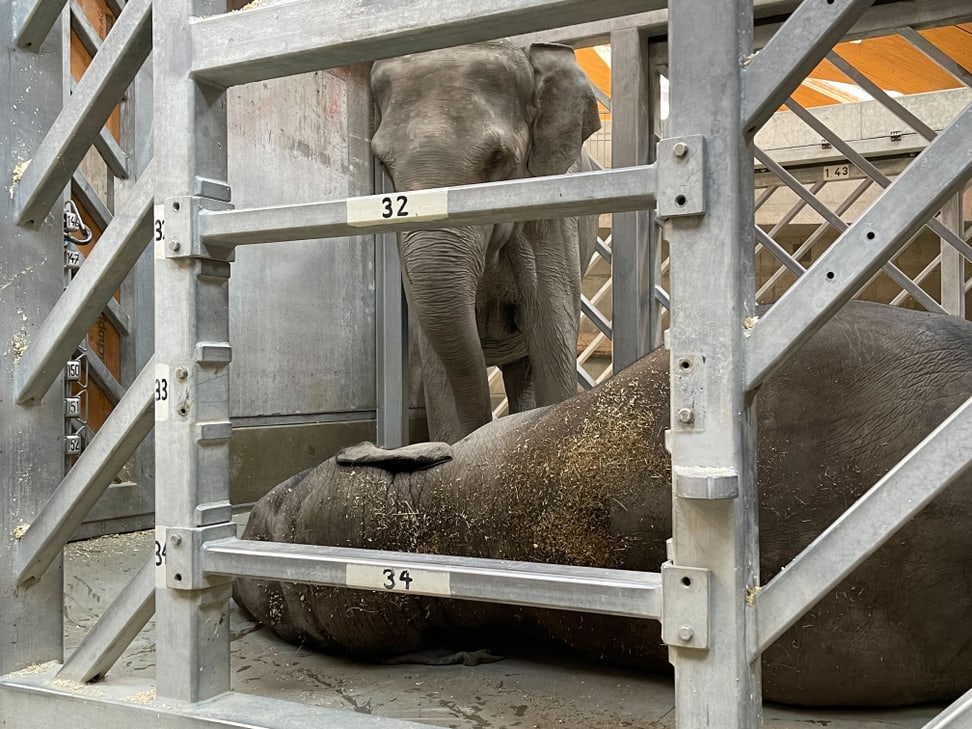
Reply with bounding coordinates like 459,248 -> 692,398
234,301 -> 972,707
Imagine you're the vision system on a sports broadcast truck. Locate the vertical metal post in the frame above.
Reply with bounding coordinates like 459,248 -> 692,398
58,0 -> 73,478
940,193 -> 966,317
153,0 -> 234,703
665,1 -> 762,727
611,27 -> 661,368
119,37 -> 157,499
375,169 -> 409,448
1,1 -> 66,675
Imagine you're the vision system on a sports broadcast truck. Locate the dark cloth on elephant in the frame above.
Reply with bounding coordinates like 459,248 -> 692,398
234,302 -> 972,708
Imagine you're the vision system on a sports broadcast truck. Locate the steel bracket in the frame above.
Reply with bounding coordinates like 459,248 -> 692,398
195,500 -> 234,527
661,562 -> 710,650
674,465 -> 740,500
162,196 -> 235,261
671,351 -> 705,432
158,522 -> 237,590
656,135 -> 706,218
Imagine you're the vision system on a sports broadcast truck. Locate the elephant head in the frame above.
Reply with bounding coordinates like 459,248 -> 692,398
370,41 -> 601,442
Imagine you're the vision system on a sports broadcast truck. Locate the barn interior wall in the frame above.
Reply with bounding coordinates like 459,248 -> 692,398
223,66 -> 428,505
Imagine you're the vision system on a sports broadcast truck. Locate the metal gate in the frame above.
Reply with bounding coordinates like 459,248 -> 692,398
2,1 -> 971,728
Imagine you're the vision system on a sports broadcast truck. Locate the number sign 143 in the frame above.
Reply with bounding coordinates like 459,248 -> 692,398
823,163 -> 854,180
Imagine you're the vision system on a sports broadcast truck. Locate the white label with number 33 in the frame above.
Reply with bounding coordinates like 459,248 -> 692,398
347,189 -> 448,227
154,363 -> 170,422
346,564 -> 451,596
153,204 -> 165,259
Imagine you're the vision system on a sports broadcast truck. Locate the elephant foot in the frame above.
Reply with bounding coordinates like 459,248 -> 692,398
381,647 -> 505,666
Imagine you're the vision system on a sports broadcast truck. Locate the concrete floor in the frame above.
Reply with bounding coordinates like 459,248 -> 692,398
64,529 -> 945,729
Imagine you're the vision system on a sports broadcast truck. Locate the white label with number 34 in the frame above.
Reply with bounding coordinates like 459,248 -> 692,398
346,564 -> 451,596
154,526 -> 168,588
347,190 -> 448,227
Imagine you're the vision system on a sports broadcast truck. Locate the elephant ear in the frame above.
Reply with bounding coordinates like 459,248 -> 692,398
526,43 -> 601,177
335,441 -> 453,472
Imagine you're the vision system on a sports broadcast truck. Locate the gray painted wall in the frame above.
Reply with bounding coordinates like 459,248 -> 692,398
227,67 -> 378,421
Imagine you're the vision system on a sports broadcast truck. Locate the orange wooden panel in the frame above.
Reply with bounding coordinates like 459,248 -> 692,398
70,28 -> 93,83
787,28 -> 970,109
828,35 -> 962,95
70,194 -> 122,433
70,0 -> 121,140
919,25 -> 972,77
68,0 -> 124,434
790,76 -> 855,108
84,314 -> 121,432
575,46 -> 612,118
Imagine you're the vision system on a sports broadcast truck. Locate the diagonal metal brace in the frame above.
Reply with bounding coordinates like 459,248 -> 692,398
16,0 -> 152,225
746,101 -> 972,392
741,0 -> 875,131
58,555 -> 156,683
14,0 -> 70,50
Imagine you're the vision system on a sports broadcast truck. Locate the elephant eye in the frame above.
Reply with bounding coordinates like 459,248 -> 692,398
483,147 -> 513,178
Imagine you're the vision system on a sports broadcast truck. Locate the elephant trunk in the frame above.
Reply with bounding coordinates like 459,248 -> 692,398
399,227 -> 492,438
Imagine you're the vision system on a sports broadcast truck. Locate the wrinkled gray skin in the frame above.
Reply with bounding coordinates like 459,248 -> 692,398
235,303 -> 972,707
370,40 -> 601,442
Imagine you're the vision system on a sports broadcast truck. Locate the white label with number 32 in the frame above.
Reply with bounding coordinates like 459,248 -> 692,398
347,190 -> 448,227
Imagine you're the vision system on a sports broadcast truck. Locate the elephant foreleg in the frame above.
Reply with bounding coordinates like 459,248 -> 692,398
500,357 -> 536,414
515,219 -> 585,406
415,326 -> 485,443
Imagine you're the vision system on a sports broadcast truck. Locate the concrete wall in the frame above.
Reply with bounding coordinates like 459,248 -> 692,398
224,67 -> 427,503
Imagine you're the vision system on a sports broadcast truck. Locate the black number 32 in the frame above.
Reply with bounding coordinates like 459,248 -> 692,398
380,195 -> 409,219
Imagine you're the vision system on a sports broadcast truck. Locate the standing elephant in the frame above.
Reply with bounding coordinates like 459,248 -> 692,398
235,302 -> 972,707
370,40 -> 601,442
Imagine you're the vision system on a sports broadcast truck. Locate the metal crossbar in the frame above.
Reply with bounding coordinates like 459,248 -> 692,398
199,166 -> 657,247
204,539 -> 663,619
190,0 -> 665,87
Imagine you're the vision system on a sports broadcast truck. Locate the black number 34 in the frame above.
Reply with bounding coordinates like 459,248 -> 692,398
380,195 -> 409,219
382,568 -> 414,590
